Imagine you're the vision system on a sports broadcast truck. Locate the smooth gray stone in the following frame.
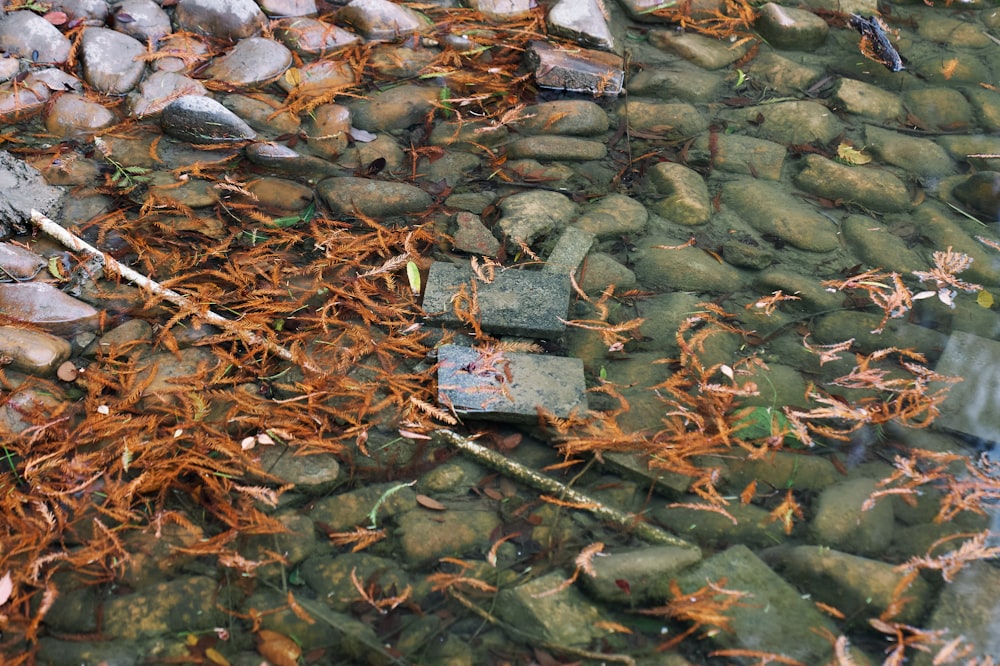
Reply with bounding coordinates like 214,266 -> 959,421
160,95 -> 257,143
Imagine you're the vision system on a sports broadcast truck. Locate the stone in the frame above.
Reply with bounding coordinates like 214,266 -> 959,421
465,0 -> 534,22
578,252 -> 636,293
574,193 -> 648,239
397,506 -> 503,565
624,101 -> 708,139
102,576 -> 224,640
952,171 -> 1000,218
303,103 -> 351,159
689,133 -> 786,180
496,571 -> 614,646
300,553 -> 413,612
628,60 -> 722,103
0,81 -> 49,123
632,244 -> 744,293
44,93 -> 116,139
755,3 -> 828,49
245,177 -> 314,215
0,282 -> 99,336
902,87 -> 973,130
526,41 -> 624,96
149,33 -> 212,73
914,562 -> 1000,665
674,545 -> 836,663
811,309 -> 947,358
80,28 -> 146,94
645,162 -> 711,226
337,0 -> 429,41
259,0 -> 318,16
496,190 -> 578,246
132,347 -> 220,408
244,142 -> 339,181
160,95 -> 257,143
256,444 -> 339,493
274,17 -> 360,58
863,125 -> 955,177
423,262 -> 571,339
512,100 -> 610,136
220,93 -> 300,135
504,136 -> 607,161
908,203 -> 1000,287
794,153 -> 912,213
745,49 -> 825,95
315,177 -> 432,218
547,0 -> 615,51
347,84 -> 440,131
0,11 -> 72,64
932,331 -> 1000,443
841,215 -> 925,274
174,0 -> 267,40
201,37 -> 292,88
127,71 -> 207,118
580,545 -> 701,605
649,28 -> 750,69
0,242 -> 45,280
811,477 -> 894,556
831,77 -> 904,122
764,545 -> 932,625
654,501 -> 795,548
113,0 -> 172,43
0,326 -> 72,377
49,0 -> 110,26
721,239 -> 774,270
723,100 -> 842,145
939,135 -> 1000,173
451,211 -> 500,256
721,180 -> 840,252
429,120 -> 507,151
277,59 -> 358,97
543,226 -> 594,275
309,482 -> 416,532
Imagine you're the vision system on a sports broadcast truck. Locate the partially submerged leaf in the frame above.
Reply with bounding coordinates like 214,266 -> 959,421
837,142 -> 871,165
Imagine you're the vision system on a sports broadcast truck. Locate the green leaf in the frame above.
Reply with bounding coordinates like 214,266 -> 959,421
406,261 -> 421,295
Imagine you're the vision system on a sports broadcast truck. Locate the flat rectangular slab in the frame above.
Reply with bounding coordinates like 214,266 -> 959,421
422,261 -> 570,339
437,344 -> 586,422
932,331 -> 1000,443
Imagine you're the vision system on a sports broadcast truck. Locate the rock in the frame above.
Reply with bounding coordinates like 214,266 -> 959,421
543,226 -> 594,275
420,151 -> 481,189
841,215 -> 925,274
914,562 -> 1000,665
623,101 -> 708,138
220,93 -> 300,135
0,152 -> 61,238
44,93 -> 116,139
256,444 -> 339,493
952,171 -> 1000,218
574,193 -> 648,239
645,162 -> 711,226
0,11 -> 72,64
127,71 -> 207,118
932,331 -> 1000,444
794,153 -> 912,213
300,552 -> 413,611
149,32 -> 212,73
967,85 -> 1000,132
746,49 -> 825,96
654,501 -> 795,548
526,41 -> 624,96
113,0 -> 172,43
201,37 -> 292,88
132,347 -> 220,408
245,177 -> 314,215
908,203 -> 1000,287
80,28 -> 146,94
102,577 -> 226,640
505,136 -> 607,161
0,282 -> 98,335
689,133 -> 786,180
451,211 -> 500,256
398,506 -> 503,566
863,125 -> 955,177
628,60 -> 723,103
724,100 -> 842,145
580,545 -> 701,605
244,141 -> 338,180
423,263 -> 572,339
93,318 -> 153,356
337,0 -> 429,41
316,177 -> 432,218
756,3 -> 828,49
496,190 -> 578,245
649,28 -> 750,69
0,384 -> 66,435
721,180 -> 840,252
0,80 -> 49,123
0,242 -> 44,280
938,135 -> 1000,172
429,120 -> 507,151
902,87 -> 973,130
303,103 -> 350,159
259,0 -> 318,17
496,571 -> 614,646
309,482 -> 416,532
49,0 -> 109,26
831,77 -> 904,122
513,100 -> 609,136
547,0 -> 615,51
465,0 -> 534,22
277,59 -> 357,97
173,0 -> 267,41
579,252 -> 636,293
160,95 -> 257,143
274,17 -> 360,58
811,477 -> 894,556
765,545 -> 932,625
633,244 -> 744,293
721,239 -> 774,269
0,326 -> 72,377
347,84 -> 439,131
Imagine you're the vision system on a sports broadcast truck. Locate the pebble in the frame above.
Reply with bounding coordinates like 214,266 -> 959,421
649,28 -> 750,69
160,95 -> 257,143
830,77 -> 904,122
173,0 -> 267,41
337,0 -> 429,41
512,100 -> 609,136
633,243 -> 744,293
841,215 -> 925,274
278,59 -> 357,98
259,0 -> 318,17
113,0 -> 172,43
220,93 -> 300,135
246,176 -> 314,215
80,28 -> 146,95
863,125 -> 955,177
645,162 -> 711,226
127,71 -> 207,118
811,478 -> 893,556
951,171 -> 1000,218
527,41 -> 624,96
725,100 -> 843,146
628,60 -> 722,103
690,132 -> 785,180
452,211 -> 500,256
0,326 -> 71,377
348,84 -> 439,131
547,0 -> 615,51
0,282 -> 100,336
149,33 -> 212,73
902,87 -> 973,130
574,193 -> 648,239
0,11 -> 72,64
244,141 -> 339,181
793,153 -> 912,213
465,0 -> 535,22
202,37 -> 292,88
721,179 -> 840,252
0,242 -> 45,279
316,177 -> 432,218
755,3 -> 828,50
44,93 -> 116,139
624,101 -> 708,138
505,136 -> 607,161
496,190 -> 578,245
746,50 -> 824,95
303,103 -> 351,159
274,17 -> 360,58
579,252 -> 636,293
53,0 -> 110,26
0,150 -> 64,237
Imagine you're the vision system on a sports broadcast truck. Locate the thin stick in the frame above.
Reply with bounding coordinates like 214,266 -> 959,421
30,209 -> 319,373
436,429 -> 699,550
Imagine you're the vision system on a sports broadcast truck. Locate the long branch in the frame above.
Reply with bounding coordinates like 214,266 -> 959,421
30,209 -> 319,373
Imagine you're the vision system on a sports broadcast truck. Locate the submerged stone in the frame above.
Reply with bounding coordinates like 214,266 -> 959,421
315,176 -> 432,218
933,331 -> 1000,444
527,41 -> 624,96
201,37 -> 292,88
794,153 -> 912,213
496,571 -> 614,646
755,3 -> 828,50
512,100 -> 610,136
0,282 -> 99,335
337,0 -> 429,41
0,326 -> 72,377
547,0 -> 615,51
721,179 -> 840,252
160,95 -> 257,143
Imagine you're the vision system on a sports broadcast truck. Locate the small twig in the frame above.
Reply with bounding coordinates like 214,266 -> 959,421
436,429 -> 699,550
29,209 -> 320,373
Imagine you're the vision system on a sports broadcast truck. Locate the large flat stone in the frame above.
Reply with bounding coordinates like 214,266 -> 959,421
932,331 -> 1000,443
422,262 -> 570,338
436,343 -> 586,422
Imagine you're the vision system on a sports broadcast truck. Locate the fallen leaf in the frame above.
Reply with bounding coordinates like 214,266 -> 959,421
257,630 -> 301,666
416,494 -> 446,511
837,142 -> 871,165
977,290 -> 994,308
